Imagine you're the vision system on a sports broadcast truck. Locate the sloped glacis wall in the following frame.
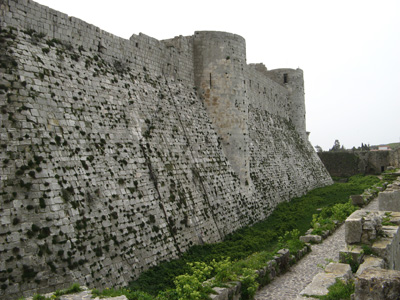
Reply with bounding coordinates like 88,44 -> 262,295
0,0 -> 332,298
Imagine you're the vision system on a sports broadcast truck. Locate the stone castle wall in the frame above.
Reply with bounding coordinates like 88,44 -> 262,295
318,149 -> 400,177
0,0 -> 332,298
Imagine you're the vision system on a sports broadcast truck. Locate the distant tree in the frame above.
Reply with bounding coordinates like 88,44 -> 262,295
330,139 -> 341,152
315,145 -> 323,153
360,143 -> 370,151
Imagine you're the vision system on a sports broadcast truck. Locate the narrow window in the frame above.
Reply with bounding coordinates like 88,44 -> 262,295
209,73 -> 212,89
283,73 -> 288,84
135,42 -> 139,48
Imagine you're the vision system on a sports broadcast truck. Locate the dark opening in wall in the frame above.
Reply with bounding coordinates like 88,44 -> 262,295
283,73 -> 288,84
381,166 -> 385,172
136,42 -> 139,48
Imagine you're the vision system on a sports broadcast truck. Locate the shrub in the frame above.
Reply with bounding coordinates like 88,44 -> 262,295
239,268 -> 259,300
174,262 -> 213,300
277,229 -> 304,253
311,200 -> 358,234
210,258 -> 237,284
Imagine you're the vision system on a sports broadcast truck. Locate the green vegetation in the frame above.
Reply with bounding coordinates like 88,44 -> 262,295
238,268 -> 259,300
125,175 -> 379,298
27,283 -> 83,300
382,212 -> 394,226
311,201 -> 357,235
174,262 -> 214,300
20,175 -> 380,300
381,169 -> 400,184
340,250 -> 360,273
91,288 -> 154,300
318,279 -> 355,300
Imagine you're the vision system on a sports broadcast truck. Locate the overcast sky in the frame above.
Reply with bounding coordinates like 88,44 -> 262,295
35,0 -> 400,150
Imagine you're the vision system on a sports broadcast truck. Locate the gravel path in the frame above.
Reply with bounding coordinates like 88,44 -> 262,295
255,198 -> 378,300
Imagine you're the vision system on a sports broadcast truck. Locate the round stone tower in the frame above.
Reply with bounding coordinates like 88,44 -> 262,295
267,68 -> 306,139
193,31 -> 250,186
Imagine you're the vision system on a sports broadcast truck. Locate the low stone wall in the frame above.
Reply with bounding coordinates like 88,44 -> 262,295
342,210 -> 400,271
317,151 -> 400,177
209,246 -> 310,300
302,176 -> 400,299
378,177 -> 400,211
343,182 -> 400,299
355,268 -> 400,300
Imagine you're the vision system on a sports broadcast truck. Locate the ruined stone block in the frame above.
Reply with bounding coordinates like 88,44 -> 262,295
379,190 -> 400,212
355,268 -> 400,300
356,256 -> 385,277
300,234 -> 322,243
351,195 -> 364,206
300,263 -> 353,298
345,211 -> 363,244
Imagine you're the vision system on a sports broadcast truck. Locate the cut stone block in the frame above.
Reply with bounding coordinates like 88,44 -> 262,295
300,272 -> 337,297
300,263 -> 353,298
388,212 -> 400,225
210,283 -> 241,300
355,267 -> 400,300
300,235 -> 322,243
379,190 -> 400,212
325,262 -> 353,281
345,212 -> 363,244
345,210 -> 383,244
351,195 -> 364,206
339,245 -> 364,266
356,256 -> 385,276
